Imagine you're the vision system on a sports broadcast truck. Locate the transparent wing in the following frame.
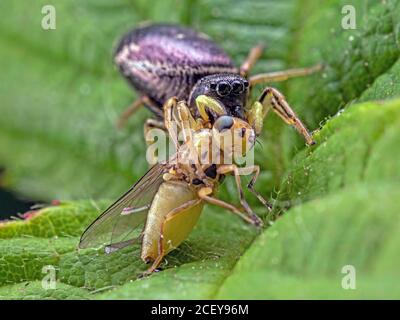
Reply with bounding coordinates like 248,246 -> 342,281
79,163 -> 168,250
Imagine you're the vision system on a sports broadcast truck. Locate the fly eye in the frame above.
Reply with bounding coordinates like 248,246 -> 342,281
243,80 -> 249,88
216,81 -> 231,96
214,116 -> 234,132
232,81 -> 244,94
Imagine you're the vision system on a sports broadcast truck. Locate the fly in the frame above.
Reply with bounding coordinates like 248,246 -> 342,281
79,101 -> 269,276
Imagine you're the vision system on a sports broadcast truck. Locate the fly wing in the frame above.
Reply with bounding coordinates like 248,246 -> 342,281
79,163 -> 168,250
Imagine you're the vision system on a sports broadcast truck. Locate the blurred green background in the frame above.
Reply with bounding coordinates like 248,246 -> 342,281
0,0 -> 400,299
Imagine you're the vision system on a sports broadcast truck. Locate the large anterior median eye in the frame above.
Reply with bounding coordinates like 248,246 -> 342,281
214,115 -> 234,132
216,81 -> 231,96
232,80 -> 244,94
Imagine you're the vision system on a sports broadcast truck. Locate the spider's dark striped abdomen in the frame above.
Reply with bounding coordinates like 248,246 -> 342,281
114,24 -> 237,115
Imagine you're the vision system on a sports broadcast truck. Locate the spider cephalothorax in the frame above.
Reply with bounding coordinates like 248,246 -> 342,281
188,74 -> 249,122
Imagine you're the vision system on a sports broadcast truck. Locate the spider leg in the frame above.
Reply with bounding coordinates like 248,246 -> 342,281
246,87 -> 315,145
249,64 -> 323,85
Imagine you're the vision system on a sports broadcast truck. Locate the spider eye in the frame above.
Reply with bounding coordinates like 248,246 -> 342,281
216,81 -> 231,96
209,81 -> 217,90
243,80 -> 249,88
214,116 -> 234,132
232,81 -> 244,94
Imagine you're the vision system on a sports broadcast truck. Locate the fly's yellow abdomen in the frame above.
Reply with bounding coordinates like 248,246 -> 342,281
141,181 -> 204,262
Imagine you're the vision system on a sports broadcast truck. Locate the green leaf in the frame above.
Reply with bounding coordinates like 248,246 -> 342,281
0,281 -> 91,300
288,0 -> 400,125
0,201 -> 104,238
1,0 -> 400,299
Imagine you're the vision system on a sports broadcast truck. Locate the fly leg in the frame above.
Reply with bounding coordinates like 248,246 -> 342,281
240,43 -> 265,77
117,96 -> 162,128
246,87 -> 315,145
117,97 -> 145,128
198,187 -> 262,227
217,165 -> 264,226
241,165 -> 273,211
143,198 -> 203,276
249,64 -> 323,86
